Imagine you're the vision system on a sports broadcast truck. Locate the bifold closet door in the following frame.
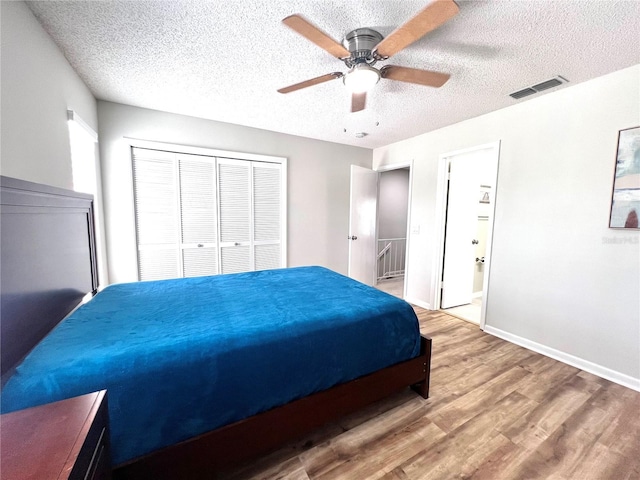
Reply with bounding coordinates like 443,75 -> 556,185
134,149 -> 222,280
218,159 -> 251,274
132,148 -> 181,281
178,155 -> 219,277
217,159 -> 283,274
253,162 -> 282,270
134,147 -> 284,281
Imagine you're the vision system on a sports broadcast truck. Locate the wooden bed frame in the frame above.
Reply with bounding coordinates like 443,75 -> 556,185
0,176 -> 98,383
0,176 -> 432,478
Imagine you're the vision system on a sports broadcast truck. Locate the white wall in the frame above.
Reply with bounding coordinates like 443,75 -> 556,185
378,169 -> 409,239
98,101 -> 372,283
374,65 -> 640,388
0,1 -> 97,189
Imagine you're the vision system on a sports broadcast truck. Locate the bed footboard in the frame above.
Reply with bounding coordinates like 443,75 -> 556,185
411,335 -> 432,399
113,334 -> 432,479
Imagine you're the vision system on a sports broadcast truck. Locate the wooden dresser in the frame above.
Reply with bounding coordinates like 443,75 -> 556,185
1,390 -> 111,480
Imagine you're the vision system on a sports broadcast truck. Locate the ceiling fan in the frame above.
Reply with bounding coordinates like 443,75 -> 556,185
277,0 -> 459,113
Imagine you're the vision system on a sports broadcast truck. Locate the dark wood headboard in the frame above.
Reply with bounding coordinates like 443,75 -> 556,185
1,176 -> 98,383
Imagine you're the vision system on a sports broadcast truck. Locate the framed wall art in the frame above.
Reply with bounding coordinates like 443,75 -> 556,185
609,126 -> 640,229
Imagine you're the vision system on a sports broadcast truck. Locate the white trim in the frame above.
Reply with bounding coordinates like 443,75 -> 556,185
433,141 -> 501,331
280,158 -> 288,267
125,137 -> 285,165
376,161 -> 411,172
404,297 -> 431,311
67,109 -> 106,285
431,153 -> 449,311
403,164 -> 413,300
479,142 -> 501,330
483,325 -> 640,392
67,109 -> 98,141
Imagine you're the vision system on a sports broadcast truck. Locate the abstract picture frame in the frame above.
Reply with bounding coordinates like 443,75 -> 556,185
609,126 -> 640,229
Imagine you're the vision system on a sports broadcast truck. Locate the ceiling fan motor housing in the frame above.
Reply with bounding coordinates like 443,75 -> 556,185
343,28 -> 384,67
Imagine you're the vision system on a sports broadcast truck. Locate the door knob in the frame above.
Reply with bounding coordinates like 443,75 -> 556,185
472,239 -> 479,245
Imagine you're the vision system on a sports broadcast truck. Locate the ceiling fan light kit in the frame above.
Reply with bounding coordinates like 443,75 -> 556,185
344,64 -> 380,93
278,0 -> 460,113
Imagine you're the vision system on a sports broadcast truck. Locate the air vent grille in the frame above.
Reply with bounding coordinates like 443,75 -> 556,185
531,78 -> 563,92
510,76 -> 568,100
510,88 -> 537,99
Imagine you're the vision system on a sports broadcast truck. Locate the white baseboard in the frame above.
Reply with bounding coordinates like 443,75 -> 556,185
405,296 -> 432,310
483,325 -> 640,392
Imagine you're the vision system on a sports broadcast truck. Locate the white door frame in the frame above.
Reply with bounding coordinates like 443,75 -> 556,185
375,160 -> 413,299
432,141 -> 501,329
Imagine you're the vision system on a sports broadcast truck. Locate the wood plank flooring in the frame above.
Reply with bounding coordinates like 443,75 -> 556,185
220,308 -> 640,480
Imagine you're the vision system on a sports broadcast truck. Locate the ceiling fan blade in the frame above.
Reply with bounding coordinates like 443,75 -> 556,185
282,15 -> 351,59
351,92 -> 367,113
277,72 -> 343,94
374,0 -> 459,59
381,65 -> 450,87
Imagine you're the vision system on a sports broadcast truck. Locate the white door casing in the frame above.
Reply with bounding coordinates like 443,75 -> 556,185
348,165 -> 378,285
433,141 -> 501,329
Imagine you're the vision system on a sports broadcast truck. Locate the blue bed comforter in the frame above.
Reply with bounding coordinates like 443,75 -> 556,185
1,266 -> 420,465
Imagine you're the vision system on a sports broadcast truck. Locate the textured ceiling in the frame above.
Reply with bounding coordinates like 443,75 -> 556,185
27,0 -> 640,149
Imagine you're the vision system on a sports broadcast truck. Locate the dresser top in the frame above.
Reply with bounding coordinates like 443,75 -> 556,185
1,390 -> 106,480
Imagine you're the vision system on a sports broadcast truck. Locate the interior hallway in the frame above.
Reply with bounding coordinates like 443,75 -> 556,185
375,277 -> 404,299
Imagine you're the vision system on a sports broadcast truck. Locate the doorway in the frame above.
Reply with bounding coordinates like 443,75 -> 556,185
375,163 -> 412,299
434,142 -> 500,328
347,162 -> 412,297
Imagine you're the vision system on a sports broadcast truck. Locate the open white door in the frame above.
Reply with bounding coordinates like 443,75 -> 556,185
348,165 -> 378,285
441,154 -> 479,308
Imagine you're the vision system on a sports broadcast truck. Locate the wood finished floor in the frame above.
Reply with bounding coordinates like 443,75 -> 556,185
220,308 -> 640,480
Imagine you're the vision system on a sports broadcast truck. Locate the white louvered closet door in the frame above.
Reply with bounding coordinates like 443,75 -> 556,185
179,155 -> 218,277
133,147 -> 285,280
218,159 -> 252,274
132,148 -> 181,281
253,162 -> 282,270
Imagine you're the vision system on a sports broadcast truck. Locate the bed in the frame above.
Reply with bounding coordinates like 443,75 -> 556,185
0,175 -> 431,478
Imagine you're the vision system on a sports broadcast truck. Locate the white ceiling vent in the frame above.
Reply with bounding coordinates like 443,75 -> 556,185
510,76 -> 568,100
